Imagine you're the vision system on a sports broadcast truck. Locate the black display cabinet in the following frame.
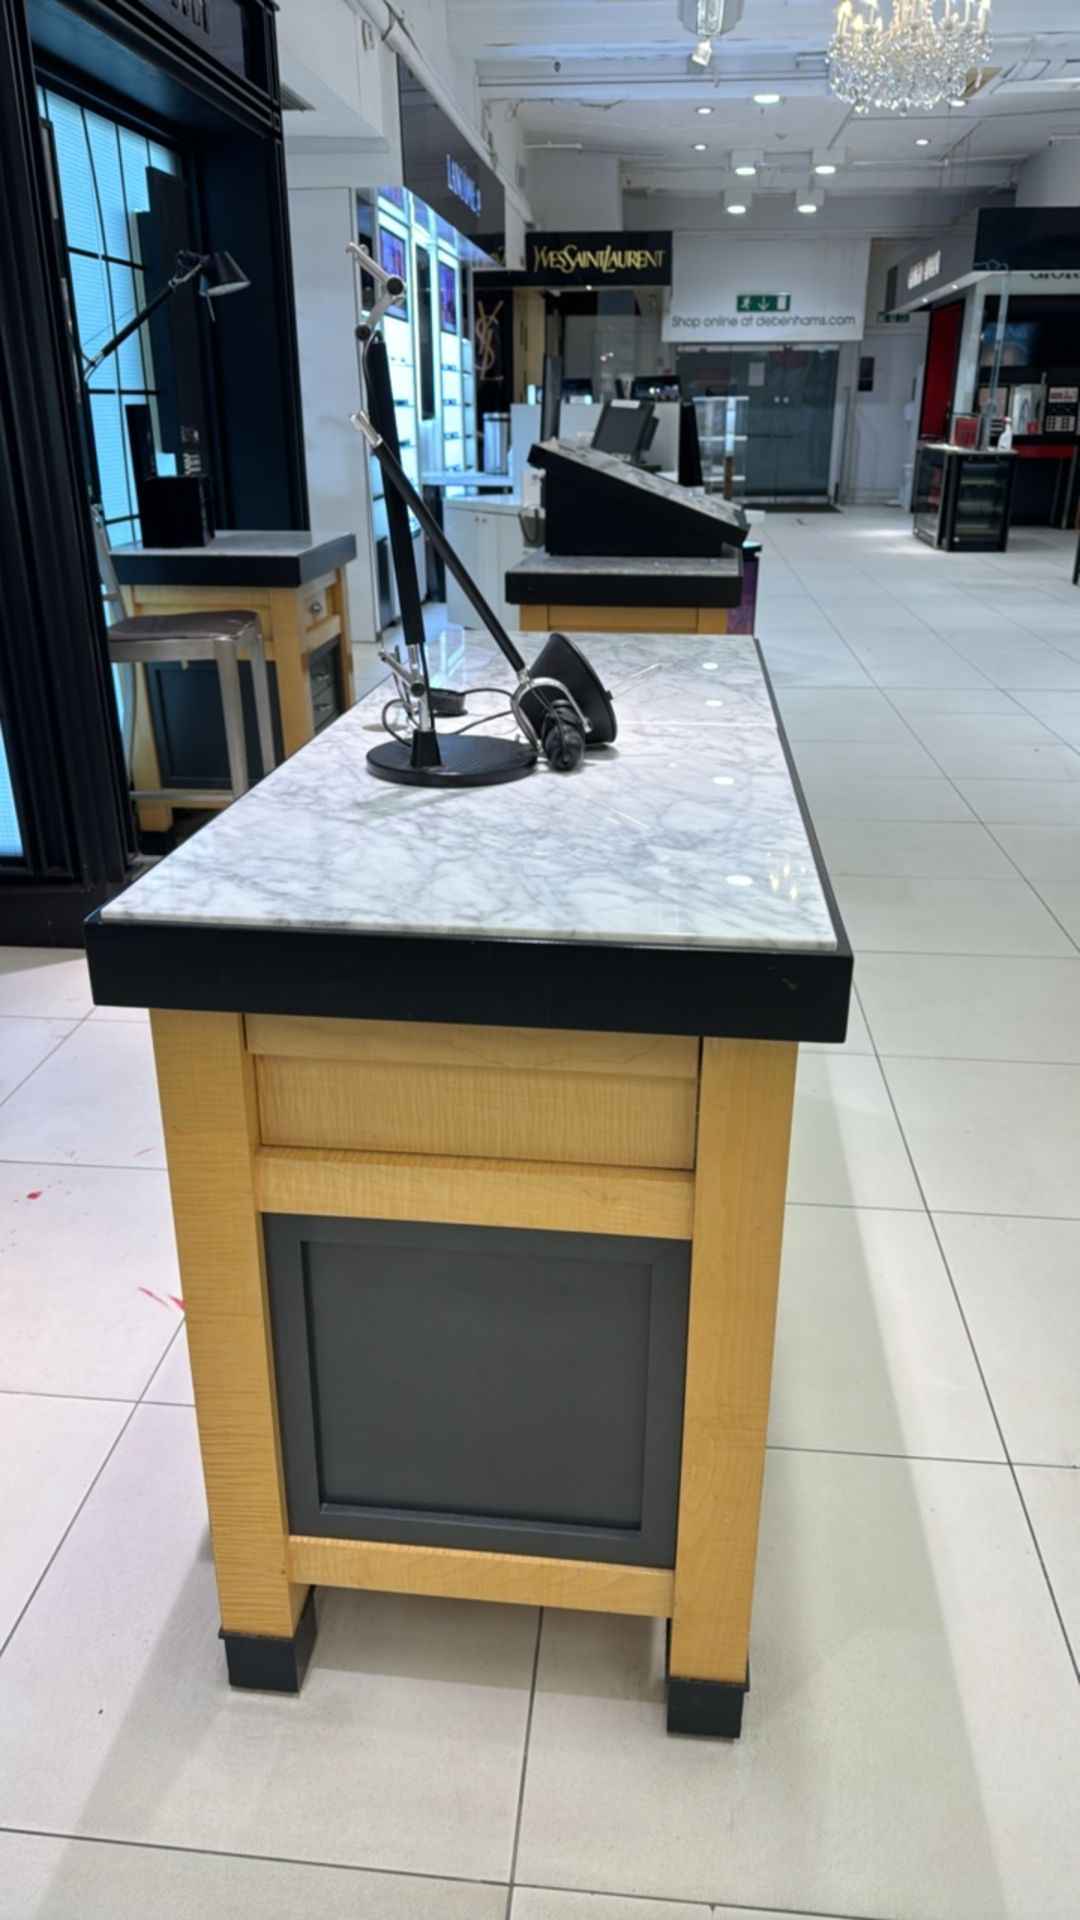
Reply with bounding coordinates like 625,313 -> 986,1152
913,444 -> 1015,553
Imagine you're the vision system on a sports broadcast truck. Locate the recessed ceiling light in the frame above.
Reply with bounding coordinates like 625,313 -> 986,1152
727,201 -> 748,215
914,136 -> 931,145
814,162 -> 837,175
692,141 -> 708,151
735,162 -> 756,176
696,105 -> 713,115
753,91 -> 781,104
798,202 -> 819,214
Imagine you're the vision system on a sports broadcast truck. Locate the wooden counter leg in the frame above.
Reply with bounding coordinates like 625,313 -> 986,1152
268,588 -> 314,758
668,1036 -> 797,1737
150,1010 -> 314,1690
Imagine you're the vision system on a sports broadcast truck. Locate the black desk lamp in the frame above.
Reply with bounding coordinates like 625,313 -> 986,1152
82,248 -> 249,379
346,242 -> 617,788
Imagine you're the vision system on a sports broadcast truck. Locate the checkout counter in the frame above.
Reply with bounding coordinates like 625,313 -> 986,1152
86,624 -> 850,1740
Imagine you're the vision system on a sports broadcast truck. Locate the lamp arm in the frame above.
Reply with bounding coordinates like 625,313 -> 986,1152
82,255 -> 201,379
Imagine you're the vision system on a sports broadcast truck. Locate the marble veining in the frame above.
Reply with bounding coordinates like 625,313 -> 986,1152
508,551 -> 741,581
102,632 -> 837,955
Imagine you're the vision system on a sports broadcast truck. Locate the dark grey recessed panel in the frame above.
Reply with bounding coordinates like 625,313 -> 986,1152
267,1216 -> 690,1566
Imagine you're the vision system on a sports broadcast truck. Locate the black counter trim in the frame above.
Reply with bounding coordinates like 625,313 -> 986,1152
505,562 -> 743,610
110,535 -> 357,589
85,913 -> 850,1041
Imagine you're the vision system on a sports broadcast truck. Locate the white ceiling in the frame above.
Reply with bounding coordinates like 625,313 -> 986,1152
450,0 -> 1080,205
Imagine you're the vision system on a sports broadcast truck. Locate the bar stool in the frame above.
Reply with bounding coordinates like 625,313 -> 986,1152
94,515 -> 276,807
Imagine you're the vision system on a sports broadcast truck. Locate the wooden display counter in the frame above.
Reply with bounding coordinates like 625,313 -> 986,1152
86,627 -> 850,1738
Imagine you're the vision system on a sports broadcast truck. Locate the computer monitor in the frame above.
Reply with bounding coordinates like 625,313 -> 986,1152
540,353 -> 563,441
591,398 -> 655,462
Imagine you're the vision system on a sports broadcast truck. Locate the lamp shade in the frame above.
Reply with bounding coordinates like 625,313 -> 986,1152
201,250 -> 249,297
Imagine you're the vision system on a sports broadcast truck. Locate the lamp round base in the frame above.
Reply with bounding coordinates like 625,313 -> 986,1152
367,734 -> 537,788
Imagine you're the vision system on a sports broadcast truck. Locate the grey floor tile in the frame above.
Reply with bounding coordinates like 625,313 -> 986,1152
512,1894 -> 785,1920
814,819 -> 1014,880
787,1054 -> 921,1210
0,947 -> 93,1019
1033,879 -> 1080,946
834,876 -> 1074,957
882,1057 -> 1080,1217
1016,1467 -> 1080,1664
0,1405 -> 536,1881
856,954 -> 1080,1062
0,1393 -> 129,1646
0,1832 -> 505,1920
796,774 -> 975,823
989,822 -> 1080,882
0,1021 -> 165,1169
0,1162 -> 180,1398
0,1017 -> 78,1104
769,1205 -> 1001,1460
935,1214 -> 1080,1467
515,1453 -> 1080,1919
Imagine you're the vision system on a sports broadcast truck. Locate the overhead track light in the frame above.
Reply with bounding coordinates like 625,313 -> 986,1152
753,91 -> 782,105
731,149 -> 759,176
724,191 -> 752,215
797,187 -> 824,214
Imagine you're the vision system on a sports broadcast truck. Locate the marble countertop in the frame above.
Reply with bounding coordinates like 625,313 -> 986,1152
101,630 -> 837,957
508,551 -> 741,580
109,530 -> 358,587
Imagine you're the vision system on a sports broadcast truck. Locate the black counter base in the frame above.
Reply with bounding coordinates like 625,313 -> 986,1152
221,1590 -> 317,1693
667,1665 -> 750,1739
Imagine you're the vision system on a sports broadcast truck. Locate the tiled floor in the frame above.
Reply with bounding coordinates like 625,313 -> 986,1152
1,506 -> 1079,1918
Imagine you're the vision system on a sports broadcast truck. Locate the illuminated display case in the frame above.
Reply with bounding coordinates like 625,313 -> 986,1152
913,444 -> 1015,553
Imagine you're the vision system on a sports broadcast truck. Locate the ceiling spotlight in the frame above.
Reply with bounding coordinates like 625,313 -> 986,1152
692,140 -> 708,150
812,147 -> 844,175
725,196 -> 750,215
753,91 -> 781,105
914,135 -> 931,145
815,161 -> 837,174
691,36 -> 713,67
696,105 -> 714,114
797,187 -> 823,214
732,149 -> 759,176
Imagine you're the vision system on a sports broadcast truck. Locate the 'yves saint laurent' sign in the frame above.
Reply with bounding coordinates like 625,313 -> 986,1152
524,232 -> 672,287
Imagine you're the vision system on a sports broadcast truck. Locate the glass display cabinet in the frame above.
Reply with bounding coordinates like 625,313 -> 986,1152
913,444 -> 1015,552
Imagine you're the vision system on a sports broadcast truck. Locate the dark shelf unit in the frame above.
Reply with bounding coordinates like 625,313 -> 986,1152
913,445 -> 1015,553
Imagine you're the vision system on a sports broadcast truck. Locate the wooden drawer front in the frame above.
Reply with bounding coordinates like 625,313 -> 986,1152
248,1017 -> 699,1170
300,574 -> 335,630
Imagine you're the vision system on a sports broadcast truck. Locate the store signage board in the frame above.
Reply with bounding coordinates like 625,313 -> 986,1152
522,232 -> 672,287
974,207 -> 1080,273
906,249 -> 942,292
397,63 -> 504,249
664,237 -> 869,343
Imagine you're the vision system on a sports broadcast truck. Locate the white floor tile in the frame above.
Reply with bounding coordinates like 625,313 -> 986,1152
957,780 -> 1080,825
1012,690 -> 1080,745
989,822 -> 1080,882
857,954 -> 1080,1062
921,741 -> 1080,781
513,1896 -> 737,1920
883,1057 -> 1080,1217
769,1206 -> 1001,1461
796,773 -> 975,823
1033,879 -> 1080,945
935,1215 -> 1080,1467
888,688 -> 1022,716
0,1404 -> 536,1881
0,1021 -> 165,1169
774,687 -> 913,742
1016,1468 -> 1080,1664
816,819 -> 1014,879
790,738 -> 943,780
0,1016 -> 77,1104
515,1453 -> 1080,1919
0,948 -> 93,1019
144,1325 -> 194,1404
0,1832 -> 505,1920
787,1053 -> 921,1209
0,1393 -> 128,1646
834,876 -> 1074,956
0,1162 -> 181,1398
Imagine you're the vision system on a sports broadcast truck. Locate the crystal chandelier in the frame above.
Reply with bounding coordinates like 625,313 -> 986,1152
828,0 -> 992,114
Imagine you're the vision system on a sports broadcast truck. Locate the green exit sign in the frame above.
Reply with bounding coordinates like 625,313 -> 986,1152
736,292 -> 792,313
877,310 -> 911,323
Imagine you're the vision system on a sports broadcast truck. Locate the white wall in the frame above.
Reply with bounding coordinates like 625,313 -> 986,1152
288,187 -> 377,636
1015,143 -> 1080,208
528,151 -> 622,229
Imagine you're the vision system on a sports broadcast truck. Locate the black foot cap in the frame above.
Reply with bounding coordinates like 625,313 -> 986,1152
221,1590 -> 317,1693
667,1663 -> 749,1739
